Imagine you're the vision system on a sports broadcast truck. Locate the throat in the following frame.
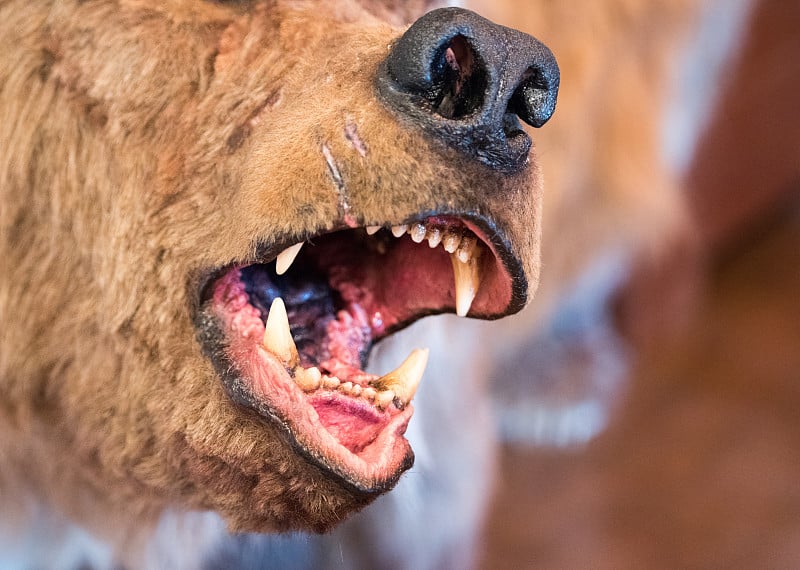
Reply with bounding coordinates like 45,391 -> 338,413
240,263 -> 373,375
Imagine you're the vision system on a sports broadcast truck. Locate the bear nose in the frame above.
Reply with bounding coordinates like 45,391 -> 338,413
377,7 -> 560,172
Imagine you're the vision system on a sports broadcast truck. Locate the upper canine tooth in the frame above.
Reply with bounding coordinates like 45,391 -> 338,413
366,225 -> 381,235
451,247 -> 482,317
410,223 -> 426,243
391,224 -> 408,238
443,231 -> 462,253
263,297 -> 299,367
426,227 -> 442,248
275,242 -> 304,275
371,348 -> 429,407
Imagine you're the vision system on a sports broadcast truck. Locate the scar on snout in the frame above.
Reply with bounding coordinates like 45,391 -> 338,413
226,89 -> 282,153
322,142 -> 358,227
321,143 -> 345,192
344,119 -> 368,157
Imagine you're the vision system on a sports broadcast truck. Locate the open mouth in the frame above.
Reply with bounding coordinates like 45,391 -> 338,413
195,214 -> 523,492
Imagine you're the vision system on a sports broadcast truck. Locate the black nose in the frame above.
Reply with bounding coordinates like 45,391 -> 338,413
377,8 -> 559,172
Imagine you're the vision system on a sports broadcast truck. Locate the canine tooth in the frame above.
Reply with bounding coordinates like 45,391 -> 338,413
391,224 -> 407,238
456,236 -> 477,263
426,227 -> 443,248
375,390 -> 396,409
410,223 -> 426,243
323,376 -> 340,389
450,248 -> 482,317
371,348 -> 429,406
263,298 -> 299,367
366,225 -> 381,235
340,381 -> 353,394
275,242 -> 304,275
295,367 -> 322,392
443,231 -> 462,253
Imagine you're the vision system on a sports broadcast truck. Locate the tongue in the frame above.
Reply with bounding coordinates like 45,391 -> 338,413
309,393 -> 389,453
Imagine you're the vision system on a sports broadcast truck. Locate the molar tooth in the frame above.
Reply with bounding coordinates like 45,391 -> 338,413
391,224 -> 408,238
456,236 -> 476,263
262,298 -> 299,367
362,387 -> 377,400
371,348 -> 429,407
410,223 -> 426,243
294,367 -> 322,392
426,227 -> 442,248
275,242 -> 304,275
339,381 -> 353,394
443,231 -> 462,253
323,376 -> 341,389
366,225 -> 381,235
450,246 -> 482,317
351,384 -> 362,397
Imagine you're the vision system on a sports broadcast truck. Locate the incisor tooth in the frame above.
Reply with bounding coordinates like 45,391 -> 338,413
451,246 -> 482,317
456,236 -> 476,263
275,242 -> 304,275
443,231 -> 462,253
366,225 -> 381,235
262,298 -> 299,367
391,224 -> 408,238
371,348 -> 429,406
410,223 -> 426,243
427,227 -> 443,248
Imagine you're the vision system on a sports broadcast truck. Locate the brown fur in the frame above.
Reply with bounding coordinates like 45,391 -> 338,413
0,0 -> 545,544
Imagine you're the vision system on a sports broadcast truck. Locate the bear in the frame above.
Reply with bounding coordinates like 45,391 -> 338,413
0,0 -> 559,565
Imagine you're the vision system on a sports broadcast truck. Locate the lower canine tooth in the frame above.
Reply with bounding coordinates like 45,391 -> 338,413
451,246 -> 482,317
371,348 -> 429,407
275,242 -> 304,275
263,298 -> 299,367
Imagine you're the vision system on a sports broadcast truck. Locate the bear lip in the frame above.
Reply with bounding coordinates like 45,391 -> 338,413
193,212 -> 524,493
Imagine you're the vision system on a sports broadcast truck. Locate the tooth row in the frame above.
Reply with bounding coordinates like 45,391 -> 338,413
262,297 -> 429,409
294,370 -> 400,410
379,222 -> 478,263
276,223 -> 479,274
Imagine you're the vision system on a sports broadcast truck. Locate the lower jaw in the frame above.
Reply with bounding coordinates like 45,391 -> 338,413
199,270 -> 418,493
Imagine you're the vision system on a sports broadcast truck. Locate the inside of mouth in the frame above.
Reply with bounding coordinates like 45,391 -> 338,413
239,216 -> 504,381
204,215 -> 514,466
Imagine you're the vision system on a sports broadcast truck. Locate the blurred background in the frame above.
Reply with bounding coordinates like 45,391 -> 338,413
462,0 -> 800,567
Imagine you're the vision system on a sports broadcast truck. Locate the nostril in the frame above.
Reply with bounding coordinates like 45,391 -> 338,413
430,35 -> 488,120
377,7 -> 559,172
507,67 -> 557,128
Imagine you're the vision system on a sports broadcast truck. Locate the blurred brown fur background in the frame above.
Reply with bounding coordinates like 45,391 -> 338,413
472,0 -> 800,566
